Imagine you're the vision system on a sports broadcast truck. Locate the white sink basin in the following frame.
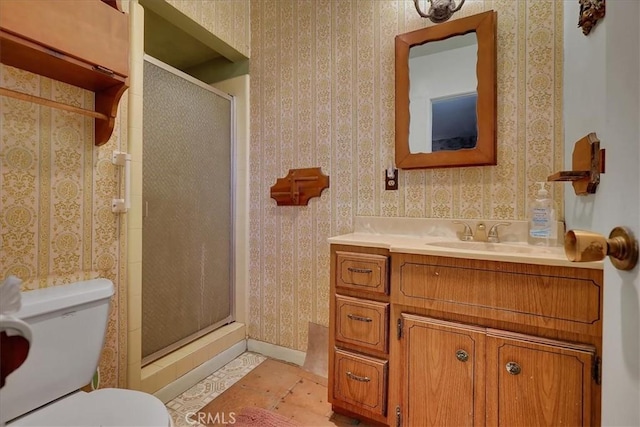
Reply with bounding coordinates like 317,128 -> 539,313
425,240 -> 558,255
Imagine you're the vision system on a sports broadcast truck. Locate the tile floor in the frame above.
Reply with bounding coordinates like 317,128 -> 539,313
165,351 -> 373,427
166,352 -> 267,427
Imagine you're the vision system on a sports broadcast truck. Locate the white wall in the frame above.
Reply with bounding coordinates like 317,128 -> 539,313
564,1 -> 640,425
563,2 -> 605,230
409,43 -> 477,152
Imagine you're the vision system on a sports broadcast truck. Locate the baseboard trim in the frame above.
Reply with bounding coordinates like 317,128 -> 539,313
154,340 -> 247,403
247,339 -> 306,366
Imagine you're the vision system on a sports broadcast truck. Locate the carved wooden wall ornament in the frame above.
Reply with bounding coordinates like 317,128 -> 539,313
578,0 -> 605,36
270,167 -> 330,206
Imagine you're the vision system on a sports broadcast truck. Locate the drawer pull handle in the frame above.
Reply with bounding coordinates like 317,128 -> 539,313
456,349 -> 469,362
506,362 -> 521,375
346,371 -> 371,382
347,267 -> 373,274
347,314 -> 373,322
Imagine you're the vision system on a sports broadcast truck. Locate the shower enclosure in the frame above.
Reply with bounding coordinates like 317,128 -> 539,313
141,56 -> 234,364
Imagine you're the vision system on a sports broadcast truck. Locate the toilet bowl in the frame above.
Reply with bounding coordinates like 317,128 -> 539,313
8,389 -> 171,426
0,278 -> 172,426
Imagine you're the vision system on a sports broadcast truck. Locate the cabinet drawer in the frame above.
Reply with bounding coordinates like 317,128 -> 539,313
395,258 -> 601,327
335,295 -> 389,353
336,251 -> 388,295
333,349 -> 388,416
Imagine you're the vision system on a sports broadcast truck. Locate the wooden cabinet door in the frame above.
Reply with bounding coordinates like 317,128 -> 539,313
486,330 -> 596,427
0,0 -> 129,76
400,314 -> 485,427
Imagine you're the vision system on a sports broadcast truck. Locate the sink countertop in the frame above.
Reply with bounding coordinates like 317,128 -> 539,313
328,217 -> 603,270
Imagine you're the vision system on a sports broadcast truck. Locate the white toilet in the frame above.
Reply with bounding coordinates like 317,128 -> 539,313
0,278 -> 172,426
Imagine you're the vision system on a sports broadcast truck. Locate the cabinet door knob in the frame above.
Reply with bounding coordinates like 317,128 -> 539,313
506,361 -> 521,375
346,371 -> 371,382
456,349 -> 469,362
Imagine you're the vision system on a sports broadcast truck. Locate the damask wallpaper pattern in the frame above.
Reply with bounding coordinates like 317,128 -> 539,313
0,64 -> 128,388
165,0 -> 251,58
249,0 -> 564,351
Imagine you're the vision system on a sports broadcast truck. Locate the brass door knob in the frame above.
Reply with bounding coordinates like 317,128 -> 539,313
456,349 -> 469,362
564,226 -> 638,270
506,362 -> 521,375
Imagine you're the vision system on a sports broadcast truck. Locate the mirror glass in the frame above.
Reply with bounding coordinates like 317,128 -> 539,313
408,33 -> 478,153
395,11 -> 497,169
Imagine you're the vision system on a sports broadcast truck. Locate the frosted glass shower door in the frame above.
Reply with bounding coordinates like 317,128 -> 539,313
142,56 -> 234,364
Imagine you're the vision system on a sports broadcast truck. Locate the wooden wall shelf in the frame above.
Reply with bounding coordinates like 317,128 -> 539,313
548,133 -> 605,195
0,0 -> 129,146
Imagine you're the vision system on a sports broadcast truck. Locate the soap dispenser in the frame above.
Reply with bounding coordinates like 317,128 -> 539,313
528,182 -> 557,246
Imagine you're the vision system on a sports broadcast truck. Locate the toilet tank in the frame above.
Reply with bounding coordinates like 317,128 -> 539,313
0,279 -> 114,423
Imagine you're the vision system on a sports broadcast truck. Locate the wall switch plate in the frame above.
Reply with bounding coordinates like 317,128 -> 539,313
385,168 -> 398,191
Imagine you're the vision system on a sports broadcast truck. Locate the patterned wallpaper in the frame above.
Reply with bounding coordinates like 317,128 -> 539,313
0,64 -> 128,388
165,0 -> 251,58
249,0 -> 564,351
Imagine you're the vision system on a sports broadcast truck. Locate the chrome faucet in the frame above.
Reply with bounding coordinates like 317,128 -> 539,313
487,222 -> 512,243
453,221 -> 474,241
453,221 -> 511,242
475,223 -> 487,242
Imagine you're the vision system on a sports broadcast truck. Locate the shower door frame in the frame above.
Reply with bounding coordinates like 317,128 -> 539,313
141,55 -> 236,365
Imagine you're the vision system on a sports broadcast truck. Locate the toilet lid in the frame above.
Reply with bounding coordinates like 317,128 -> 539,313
10,389 -> 171,426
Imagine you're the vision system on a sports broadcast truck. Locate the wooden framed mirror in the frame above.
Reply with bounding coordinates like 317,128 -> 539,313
395,10 -> 497,169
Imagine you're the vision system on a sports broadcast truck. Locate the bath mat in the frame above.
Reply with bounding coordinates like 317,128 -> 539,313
233,407 -> 300,427
192,359 -> 307,425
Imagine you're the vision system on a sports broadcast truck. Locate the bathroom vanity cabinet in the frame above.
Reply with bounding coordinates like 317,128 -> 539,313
329,245 -> 603,426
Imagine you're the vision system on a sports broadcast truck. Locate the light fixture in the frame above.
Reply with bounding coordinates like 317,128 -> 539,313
413,0 -> 466,24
